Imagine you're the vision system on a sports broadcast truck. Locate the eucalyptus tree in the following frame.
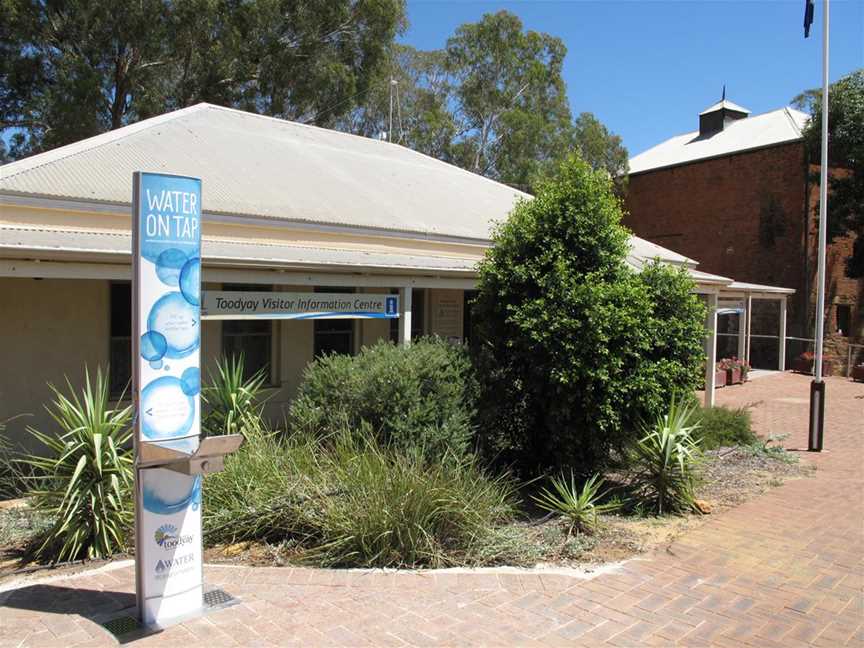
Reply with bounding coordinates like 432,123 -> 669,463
0,0 -> 407,159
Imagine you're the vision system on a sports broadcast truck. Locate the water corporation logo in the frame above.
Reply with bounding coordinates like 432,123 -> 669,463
154,524 -> 194,550
154,553 -> 196,580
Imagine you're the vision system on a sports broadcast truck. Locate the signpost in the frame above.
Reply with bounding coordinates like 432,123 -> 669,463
201,291 -> 399,320
132,172 -> 209,627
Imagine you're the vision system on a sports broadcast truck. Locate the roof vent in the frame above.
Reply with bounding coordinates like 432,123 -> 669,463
698,96 -> 750,137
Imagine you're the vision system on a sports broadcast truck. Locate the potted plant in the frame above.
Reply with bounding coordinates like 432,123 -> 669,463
719,357 -> 743,385
739,358 -> 751,382
714,362 -> 727,388
792,351 -> 834,376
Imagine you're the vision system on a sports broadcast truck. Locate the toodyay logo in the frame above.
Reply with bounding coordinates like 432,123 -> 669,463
155,524 -> 194,549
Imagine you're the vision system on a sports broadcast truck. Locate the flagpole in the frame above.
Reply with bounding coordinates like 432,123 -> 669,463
808,0 -> 829,451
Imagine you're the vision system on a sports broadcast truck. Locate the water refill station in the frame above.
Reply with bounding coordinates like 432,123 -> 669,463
131,172 -> 399,628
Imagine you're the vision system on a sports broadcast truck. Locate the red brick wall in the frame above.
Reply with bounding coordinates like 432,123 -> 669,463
624,142 -> 811,335
805,165 -> 863,340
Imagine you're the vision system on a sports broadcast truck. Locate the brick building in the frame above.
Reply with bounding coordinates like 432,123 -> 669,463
625,98 -> 862,371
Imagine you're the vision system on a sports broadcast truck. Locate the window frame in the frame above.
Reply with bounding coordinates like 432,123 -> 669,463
220,284 -> 278,385
109,281 -> 132,398
313,287 -> 356,357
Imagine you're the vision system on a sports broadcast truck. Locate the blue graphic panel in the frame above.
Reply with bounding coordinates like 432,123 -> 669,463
179,257 -> 201,306
147,292 -> 200,359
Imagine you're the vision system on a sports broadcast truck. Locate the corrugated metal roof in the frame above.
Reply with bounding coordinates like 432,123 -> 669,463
629,107 -> 809,175
726,281 -> 795,295
699,99 -> 750,115
0,225 -> 479,274
2,225 -> 793,292
1,103 -> 697,267
0,103 -> 529,241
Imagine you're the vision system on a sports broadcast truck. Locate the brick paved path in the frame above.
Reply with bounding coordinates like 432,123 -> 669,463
1,373 -> 861,647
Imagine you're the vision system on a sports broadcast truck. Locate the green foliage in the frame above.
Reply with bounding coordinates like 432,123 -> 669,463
628,399 -> 702,515
472,156 -> 706,474
345,12 -> 627,192
692,406 -> 756,450
0,417 -> 31,499
288,338 -> 477,462
204,425 -> 518,568
202,354 -> 271,437
572,112 -> 629,195
747,433 -> 798,464
21,368 -> 133,561
203,417 -> 297,545
532,473 -> 619,534
794,69 -> 864,277
1,0 -> 407,158
443,10 -> 573,190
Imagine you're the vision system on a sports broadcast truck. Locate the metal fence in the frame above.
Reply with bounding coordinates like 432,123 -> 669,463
717,333 -> 863,375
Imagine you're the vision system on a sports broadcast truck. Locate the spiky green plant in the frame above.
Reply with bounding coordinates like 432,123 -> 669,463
22,368 -> 133,561
532,472 -> 619,534
629,398 -> 702,515
202,354 -> 271,437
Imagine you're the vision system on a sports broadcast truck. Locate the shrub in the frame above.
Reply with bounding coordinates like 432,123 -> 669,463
22,368 -> 133,561
628,398 -> 702,515
692,406 -> 755,449
308,431 -> 517,567
288,338 -> 478,462
203,417 -> 299,545
0,417 -> 31,500
472,156 -> 705,474
203,425 -> 519,568
202,354 -> 271,437
532,472 -> 619,535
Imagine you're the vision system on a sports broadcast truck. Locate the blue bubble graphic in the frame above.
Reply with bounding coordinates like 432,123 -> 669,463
149,359 -> 163,370
143,474 -> 202,515
140,330 -> 167,362
147,292 -> 199,359
155,248 -> 187,286
140,376 -> 195,440
179,257 -> 200,306
180,367 -> 201,396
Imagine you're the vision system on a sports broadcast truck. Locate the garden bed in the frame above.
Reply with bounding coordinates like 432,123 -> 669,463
0,442 -> 814,581
201,446 -> 814,570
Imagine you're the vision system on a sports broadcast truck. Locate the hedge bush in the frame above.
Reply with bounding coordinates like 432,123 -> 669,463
472,156 -> 706,474
288,338 -> 478,462
692,406 -> 755,450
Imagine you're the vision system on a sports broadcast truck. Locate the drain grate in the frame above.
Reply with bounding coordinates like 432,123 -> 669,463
204,588 -> 237,609
102,615 -> 142,637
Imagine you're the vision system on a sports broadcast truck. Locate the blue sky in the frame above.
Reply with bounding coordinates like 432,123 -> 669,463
400,0 -> 864,156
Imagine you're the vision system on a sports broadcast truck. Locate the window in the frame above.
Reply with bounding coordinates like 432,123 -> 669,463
221,285 -> 273,381
110,282 -> 132,396
387,288 -> 425,343
314,287 -> 355,356
462,290 -> 478,344
836,304 -> 851,337
411,289 -> 426,340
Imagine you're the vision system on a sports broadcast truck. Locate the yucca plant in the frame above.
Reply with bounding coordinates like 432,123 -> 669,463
629,398 -> 702,515
533,472 -> 619,535
22,368 -> 133,562
202,354 -> 271,437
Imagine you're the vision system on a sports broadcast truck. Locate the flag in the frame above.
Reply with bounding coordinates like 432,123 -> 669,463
804,0 -> 815,38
